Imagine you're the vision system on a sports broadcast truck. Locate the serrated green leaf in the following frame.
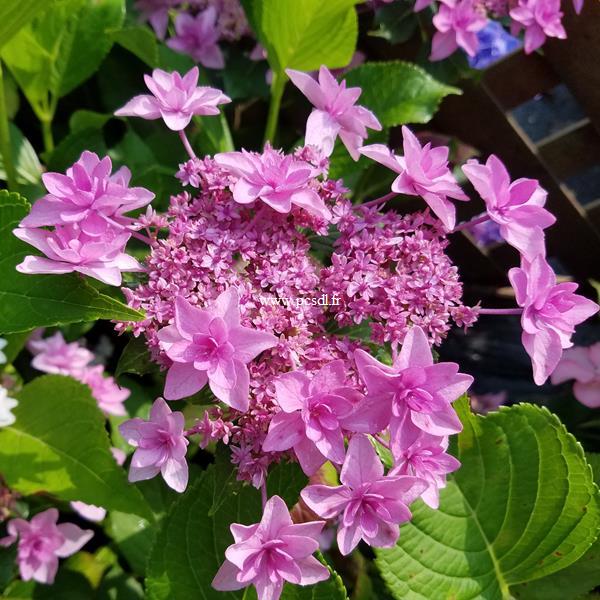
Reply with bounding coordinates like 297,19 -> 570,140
376,403 -> 600,600
0,193 -> 144,334
344,61 -> 461,127
146,462 -> 345,599
0,375 -> 153,520
242,0 -> 358,73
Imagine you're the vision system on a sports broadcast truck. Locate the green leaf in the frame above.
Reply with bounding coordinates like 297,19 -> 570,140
511,452 -> 600,599
3,568 -> 94,599
115,335 -> 157,379
0,375 -> 153,520
0,330 -> 31,368
0,123 -> 42,185
69,109 -> 113,133
371,4 -> 418,45
46,127 -> 106,171
0,193 -> 144,334
375,403 -> 600,600
344,61 -> 461,127
146,461 -> 345,599
1,0 -> 124,118
0,0 -> 53,51
112,25 -> 159,67
242,0 -> 358,73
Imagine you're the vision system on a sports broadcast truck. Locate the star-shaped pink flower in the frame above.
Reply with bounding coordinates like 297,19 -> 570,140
157,288 -> 278,411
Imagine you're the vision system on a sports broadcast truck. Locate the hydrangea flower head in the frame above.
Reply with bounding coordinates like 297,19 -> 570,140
286,66 -> 381,160
430,0 -> 488,61
115,67 -> 231,131
28,331 -> 93,376
510,0 -> 566,54
389,414 -> 460,508
0,385 -> 18,427
119,397 -> 189,492
509,256 -> 599,385
214,146 -> 332,220
167,8 -> 225,69
360,128 -> 469,230
19,151 -> 154,231
212,495 -> 329,600
468,21 -> 522,69
157,288 -> 278,410
301,435 -> 427,555
462,154 -> 555,260
349,325 -> 473,439
0,508 -> 93,584
14,221 -> 142,286
77,365 -> 130,416
262,360 -> 368,474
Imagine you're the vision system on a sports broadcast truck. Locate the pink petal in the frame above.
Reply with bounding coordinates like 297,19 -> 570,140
16,255 -> 75,276
230,325 -> 277,363
164,362 -> 208,400
211,559 -> 245,591
285,69 -> 326,108
340,434 -> 383,488
115,94 -> 161,119
296,556 -> 330,585
174,296 -> 212,339
55,523 -> 93,558
294,436 -> 327,476
522,329 -> 563,386
290,189 -> 332,220
209,359 -> 249,411
274,371 -> 310,412
337,521 -> 363,555
305,109 -> 340,157
161,457 -> 188,493
573,381 -> 600,408
262,412 -> 305,452
396,326 -> 434,370
359,144 -> 402,174
211,287 -> 242,329
301,485 -> 350,519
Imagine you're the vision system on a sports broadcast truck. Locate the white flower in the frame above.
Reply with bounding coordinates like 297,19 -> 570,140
0,338 -> 6,364
0,386 -> 18,427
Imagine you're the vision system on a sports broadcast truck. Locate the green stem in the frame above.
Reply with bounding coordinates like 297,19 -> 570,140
263,70 -> 286,146
41,118 -> 54,154
0,62 -> 17,191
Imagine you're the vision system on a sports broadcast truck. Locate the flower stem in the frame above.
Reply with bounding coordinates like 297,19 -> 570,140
130,230 -> 154,245
478,308 -> 523,315
264,70 -> 286,146
452,213 -> 490,233
179,129 -> 196,159
0,62 -> 17,191
361,191 -> 397,208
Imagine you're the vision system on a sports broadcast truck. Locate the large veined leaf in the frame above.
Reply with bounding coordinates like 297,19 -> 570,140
242,0 -> 358,73
344,61 -> 461,127
0,192 -> 143,334
511,452 -> 600,599
0,376 -> 152,520
0,123 -> 43,185
146,462 -> 345,600
376,402 -> 600,600
1,0 -> 124,119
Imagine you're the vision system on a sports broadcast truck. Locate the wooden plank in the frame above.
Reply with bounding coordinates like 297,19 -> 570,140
537,119 -> 600,180
544,0 -> 600,136
484,51 -> 560,111
432,81 -> 600,281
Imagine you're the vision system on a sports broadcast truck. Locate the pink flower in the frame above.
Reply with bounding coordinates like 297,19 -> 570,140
157,288 -> 278,411
14,221 -> 142,286
214,146 -> 332,220
301,435 -> 427,555
510,0 -> 566,54
551,344 -> 600,408
389,414 -> 460,509
573,0 -> 584,14
119,397 -> 189,492
19,151 -> 154,231
167,8 -> 225,69
286,66 -> 381,160
462,155 -> 555,260
77,365 -> 130,416
0,508 -> 93,585
349,326 -> 473,438
28,331 -> 93,376
430,0 -> 488,61
134,0 -> 179,39
360,128 -> 468,231
509,256 -> 599,385
262,360 -> 366,475
212,495 -> 329,600
115,67 -> 231,131
414,0 -> 435,11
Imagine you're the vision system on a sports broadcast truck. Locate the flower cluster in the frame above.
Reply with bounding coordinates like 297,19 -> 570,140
12,62 -> 599,599
421,0 -> 580,62
135,0 -> 248,68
